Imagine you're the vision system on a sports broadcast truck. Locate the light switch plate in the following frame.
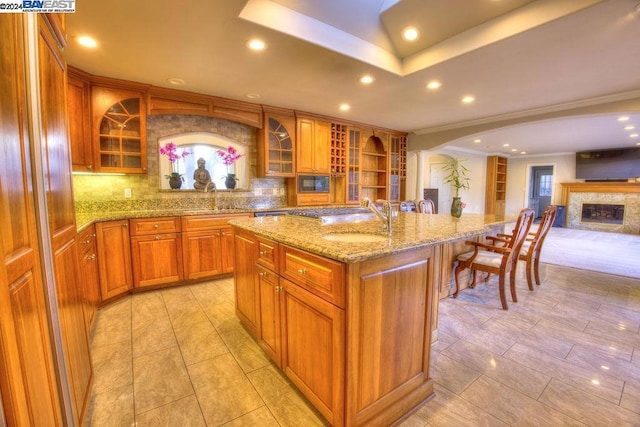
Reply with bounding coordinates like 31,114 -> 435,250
124,188 -> 132,198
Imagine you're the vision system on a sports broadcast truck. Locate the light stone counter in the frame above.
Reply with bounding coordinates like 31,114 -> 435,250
229,212 -> 513,263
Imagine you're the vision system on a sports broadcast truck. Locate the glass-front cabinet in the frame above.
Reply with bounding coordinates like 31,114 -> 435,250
389,134 -> 407,203
347,128 -> 361,203
92,86 -> 147,173
258,107 -> 295,177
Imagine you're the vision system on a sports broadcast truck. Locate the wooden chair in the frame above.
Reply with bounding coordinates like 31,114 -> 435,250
453,208 -> 535,310
486,205 -> 557,290
417,199 -> 436,214
399,201 -> 417,212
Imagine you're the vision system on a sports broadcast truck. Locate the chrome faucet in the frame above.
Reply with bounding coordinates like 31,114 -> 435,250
360,197 -> 392,233
204,180 -> 217,210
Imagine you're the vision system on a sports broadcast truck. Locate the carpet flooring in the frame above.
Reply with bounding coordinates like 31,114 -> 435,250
540,227 -> 640,279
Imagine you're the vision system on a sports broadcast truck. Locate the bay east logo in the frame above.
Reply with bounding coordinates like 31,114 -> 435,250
22,0 -> 75,12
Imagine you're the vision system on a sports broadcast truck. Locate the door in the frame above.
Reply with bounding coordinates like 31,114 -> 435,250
529,166 -> 554,219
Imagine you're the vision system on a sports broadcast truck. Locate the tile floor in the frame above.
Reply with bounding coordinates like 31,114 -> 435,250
84,264 -> 640,426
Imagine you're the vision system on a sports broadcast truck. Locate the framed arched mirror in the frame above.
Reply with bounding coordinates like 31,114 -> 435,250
158,132 -> 248,191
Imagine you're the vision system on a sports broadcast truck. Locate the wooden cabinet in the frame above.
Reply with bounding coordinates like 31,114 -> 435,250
77,225 -> 100,330
296,116 -> 331,174
0,14 -> 64,424
130,217 -> 182,288
181,213 -> 251,280
347,128 -> 362,203
233,229 -> 259,337
68,67 -> 93,172
257,106 -> 295,177
92,85 -> 147,173
96,220 -> 133,300
360,133 -> 388,202
485,156 -> 508,216
389,134 -> 407,203
257,264 -> 282,365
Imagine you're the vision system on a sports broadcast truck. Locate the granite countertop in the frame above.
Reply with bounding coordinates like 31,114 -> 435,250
229,213 -> 514,263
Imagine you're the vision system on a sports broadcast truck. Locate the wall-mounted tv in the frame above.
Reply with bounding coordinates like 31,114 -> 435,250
575,147 -> 640,181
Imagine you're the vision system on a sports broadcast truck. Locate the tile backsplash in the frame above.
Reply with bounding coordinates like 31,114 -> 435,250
74,114 -> 287,213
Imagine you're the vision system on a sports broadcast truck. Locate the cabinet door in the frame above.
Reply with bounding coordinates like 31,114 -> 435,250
131,233 -> 183,287
281,278 -> 345,425
182,230 -> 222,280
221,227 -> 235,273
258,111 -> 295,177
78,226 -> 99,330
96,220 -> 133,300
233,230 -> 259,337
67,71 -> 93,172
314,120 -> 331,174
297,118 -> 331,174
257,265 -> 281,366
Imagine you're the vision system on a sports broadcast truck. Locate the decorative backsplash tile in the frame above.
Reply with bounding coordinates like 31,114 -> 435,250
74,114 -> 288,214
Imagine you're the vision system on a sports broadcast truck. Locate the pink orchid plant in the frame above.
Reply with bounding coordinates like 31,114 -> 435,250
160,142 -> 190,179
216,146 -> 243,180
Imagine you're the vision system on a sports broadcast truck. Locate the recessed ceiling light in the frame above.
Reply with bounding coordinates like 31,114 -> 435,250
503,143 -> 510,147
76,35 -> 98,48
625,125 -> 636,131
426,80 -> 441,90
462,95 -> 475,104
244,93 -> 261,99
520,151 -> 527,155
402,27 -> 419,41
359,75 -> 375,85
473,139 -> 481,143
339,103 -> 351,111
166,78 -> 185,86
246,39 -> 267,51
630,133 -> 639,138
618,116 -> 630,122
511,148 -> 518,152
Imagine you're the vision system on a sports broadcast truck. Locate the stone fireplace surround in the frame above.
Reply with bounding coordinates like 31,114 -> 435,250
560,182 -> 640,234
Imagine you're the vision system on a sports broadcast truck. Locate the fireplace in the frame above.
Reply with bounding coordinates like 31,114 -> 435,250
581,203 -> 624,225
560,182 -> 640,234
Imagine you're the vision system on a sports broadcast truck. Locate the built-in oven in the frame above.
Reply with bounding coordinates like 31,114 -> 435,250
297,174 -> 330,193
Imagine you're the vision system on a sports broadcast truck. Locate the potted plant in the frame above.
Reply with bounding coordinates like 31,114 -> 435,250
160,142 -> 190,189
443,157 -> 470,218
216,146 -> 244,189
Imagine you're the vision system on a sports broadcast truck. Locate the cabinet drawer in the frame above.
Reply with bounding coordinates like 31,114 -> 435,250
129,217 -> 180,235
181,213 -> 251,232
296,193 -> 331,206
257,237 -> 279,272
77,225 -> 97,254
280,245 -> 345,308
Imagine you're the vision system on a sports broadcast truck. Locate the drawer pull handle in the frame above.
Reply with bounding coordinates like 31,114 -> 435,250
155,235 -> 160,240
123,223 -> 128,228
276,286 -> 283,292
154,224 -> 159,229
259,250 -> 267,256
87,254 -> 96,260
259,272 -> 266,277
297,268 -> 307,275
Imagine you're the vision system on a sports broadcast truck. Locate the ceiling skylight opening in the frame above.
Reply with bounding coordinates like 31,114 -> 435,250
339,103 -> 351,111
426,80 -> 441,90
76,35 -> 98,48
246,39 -> 267,51
461,95 -> 475,104
359,75 -> 375,85
617,116 -> 630,122
402,27 -> 419,41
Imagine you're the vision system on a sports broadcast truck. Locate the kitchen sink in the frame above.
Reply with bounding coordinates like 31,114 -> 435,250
321,233 -> 388,243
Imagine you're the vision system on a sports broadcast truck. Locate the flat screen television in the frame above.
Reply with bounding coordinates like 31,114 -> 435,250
575,147 -> 640,181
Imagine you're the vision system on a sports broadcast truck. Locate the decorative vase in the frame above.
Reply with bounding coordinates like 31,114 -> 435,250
451,197 -> 463,218
225,174 -> 237,190
168,175 -> 182,190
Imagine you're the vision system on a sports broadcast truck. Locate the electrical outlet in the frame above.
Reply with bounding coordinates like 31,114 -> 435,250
124,188 -> 132,198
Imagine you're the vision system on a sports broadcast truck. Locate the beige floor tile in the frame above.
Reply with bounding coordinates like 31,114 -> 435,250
131,292 -> 168,324
430,351 -> 481,395
403,383 -> 508,427
90,341 -> 132,395
135,395 -> 206,427
162,292 -> 210,329
83,383 -> 133,427
222,406 -> 280,426
621,380 -> 640,415
442,339 -> 551,399
132,316 -> 176,358
133,346 -> 194,413
217,322 -> 271,373
91,314 -> 131,348
503,343 -> 624,404
460,376 -> 585,426
187,353 -> 264,426
566,344 -> 640,383
538,379 -> 640,426
173,320 -> 229,365
247,364 -> 327,426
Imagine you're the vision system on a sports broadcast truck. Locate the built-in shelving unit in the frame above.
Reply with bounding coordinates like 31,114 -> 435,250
485,155 -> 508,215
360,135 -> 387,202
330,123 -> 347,176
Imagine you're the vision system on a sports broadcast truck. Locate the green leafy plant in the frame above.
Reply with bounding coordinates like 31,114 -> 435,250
443,157 -> 470,197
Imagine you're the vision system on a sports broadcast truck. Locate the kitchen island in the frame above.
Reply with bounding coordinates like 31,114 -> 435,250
229,212 -> 510,426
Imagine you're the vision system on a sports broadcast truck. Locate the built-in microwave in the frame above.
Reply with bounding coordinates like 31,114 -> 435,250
297,174 -> 330,193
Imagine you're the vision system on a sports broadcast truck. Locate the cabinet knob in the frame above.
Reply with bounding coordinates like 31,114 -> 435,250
297,268 -> 307,275
259,250 -> 267,256
155,235 -> 160,240
123,223 -> 128,228
87,254 -> 96,260
276,286 -> 283,292
258,271 -> 266,277
154,224 -> 159,229
87,164 -> 93,171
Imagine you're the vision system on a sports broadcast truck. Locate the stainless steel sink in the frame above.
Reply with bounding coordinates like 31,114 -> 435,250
321,233 -> 388,243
